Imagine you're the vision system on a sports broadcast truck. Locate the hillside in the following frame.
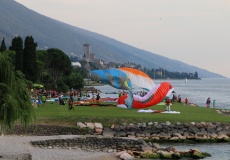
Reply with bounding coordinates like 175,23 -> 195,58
0,0 -> 224,78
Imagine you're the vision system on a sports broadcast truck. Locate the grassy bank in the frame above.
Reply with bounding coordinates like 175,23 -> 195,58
34,101 -> 230,127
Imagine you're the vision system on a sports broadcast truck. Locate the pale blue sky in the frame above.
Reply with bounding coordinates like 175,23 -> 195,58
15,0 -> 230,77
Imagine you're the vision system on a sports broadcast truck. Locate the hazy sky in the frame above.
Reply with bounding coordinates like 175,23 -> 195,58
15,0 -> 230,78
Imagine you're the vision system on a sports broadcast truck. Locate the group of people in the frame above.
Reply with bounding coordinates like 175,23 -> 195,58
165,93 -> 215,111
206,97 -> 215,108
31,88 -> 47,108
31,87 -> 104,111
164,96 -> 188,112
91,91 -> 101,103
171,94 -> 189,105
66,90 -> 101,110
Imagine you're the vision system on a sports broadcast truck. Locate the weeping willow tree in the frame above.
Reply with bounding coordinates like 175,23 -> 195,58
0,53 -> 35,132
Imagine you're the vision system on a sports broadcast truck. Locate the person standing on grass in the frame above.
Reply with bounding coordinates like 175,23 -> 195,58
177,95 -> 182,103
68,96 -> 74,110
165,97 -> 171,111
96,93 -> 100,104
213,99 -> 216,108
185,97 -> 189,105
206,97 -> 211,108
92,91 -> 95,102
41,94 -> 46,106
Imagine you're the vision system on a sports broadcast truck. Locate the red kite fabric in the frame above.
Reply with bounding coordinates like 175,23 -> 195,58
117,82 -> 173,109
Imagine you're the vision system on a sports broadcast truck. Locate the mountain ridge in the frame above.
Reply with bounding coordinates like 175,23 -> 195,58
0,0 -> 224,78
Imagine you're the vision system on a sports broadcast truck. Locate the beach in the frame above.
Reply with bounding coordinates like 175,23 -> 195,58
0,135 -> 118,160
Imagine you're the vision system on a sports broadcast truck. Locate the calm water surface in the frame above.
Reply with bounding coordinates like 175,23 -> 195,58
161,143 -> 230,160
155,78 -> 230,109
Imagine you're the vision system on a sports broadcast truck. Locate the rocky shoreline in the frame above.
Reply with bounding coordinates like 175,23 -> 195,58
110,121 -> 230,143
31,136 -> 211,159
7,121 -> 230,142
217,109 -> 230,116
4,121 -> 230,159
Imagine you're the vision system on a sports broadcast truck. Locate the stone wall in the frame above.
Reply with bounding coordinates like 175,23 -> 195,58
30,137 -> 211,159
31,137 -> 144,152
5,124 -> 92,136
6,121 -> 230,142
109,121 -> 230,142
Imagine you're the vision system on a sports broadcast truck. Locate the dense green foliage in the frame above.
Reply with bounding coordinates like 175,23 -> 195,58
36,48 -> 75,90
64,73 -> 84,90
0,34 -> 227,131
45,48 -> 72,88
9,36 -> 24,72
72,67 -> 88,79
0,37 -> 6,52
0,53 -> 35,129
23,36 -> 38,82
2,36 -> 85,91
35,102 -> 230,127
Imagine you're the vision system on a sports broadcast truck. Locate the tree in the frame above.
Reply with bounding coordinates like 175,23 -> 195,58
3,50 -> 16,65
36,50 -> 48,83
45,48 -> 72,89
64,73 -> 84,90
0,37 -> 6,52
72,67 -> 88,78
194,71 -> 198,79
23,36 -> 37,82
0,53 -> 35,130
56,78 -> 69,93
9,36 -> 24,72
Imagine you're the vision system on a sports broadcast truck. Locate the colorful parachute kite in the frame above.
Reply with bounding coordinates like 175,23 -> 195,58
90,69 -> 132,90
118,67 -> 155,90
118,82 -> 173,109
90,68 -> 173,109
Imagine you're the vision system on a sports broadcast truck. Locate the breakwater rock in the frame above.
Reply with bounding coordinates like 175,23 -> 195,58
6,122 -> 230,143
217,109 -> 230,116
5,124 -> 93,136
105,121 -> 230,143
31,136 -> 211,159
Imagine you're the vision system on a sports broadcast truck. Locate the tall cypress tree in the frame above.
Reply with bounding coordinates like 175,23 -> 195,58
23,36 -> 37,82
0,37 -> 7,52
9,36 -> 24,72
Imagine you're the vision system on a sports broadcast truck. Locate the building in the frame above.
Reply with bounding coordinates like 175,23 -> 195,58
82,44 -> 95,62
71,62 -> 81,68
94,59 -> 105,66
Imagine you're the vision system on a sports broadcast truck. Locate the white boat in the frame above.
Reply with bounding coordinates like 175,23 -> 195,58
185,78 -> 187,83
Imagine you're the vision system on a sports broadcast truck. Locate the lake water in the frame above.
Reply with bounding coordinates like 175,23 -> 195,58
93,78 -> 230,159
155,78 -> 230,109
94,78 -> 230,109
161,143 -> 230,160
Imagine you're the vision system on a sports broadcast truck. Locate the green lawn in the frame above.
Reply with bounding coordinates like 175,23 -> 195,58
34,102 -> 230,127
